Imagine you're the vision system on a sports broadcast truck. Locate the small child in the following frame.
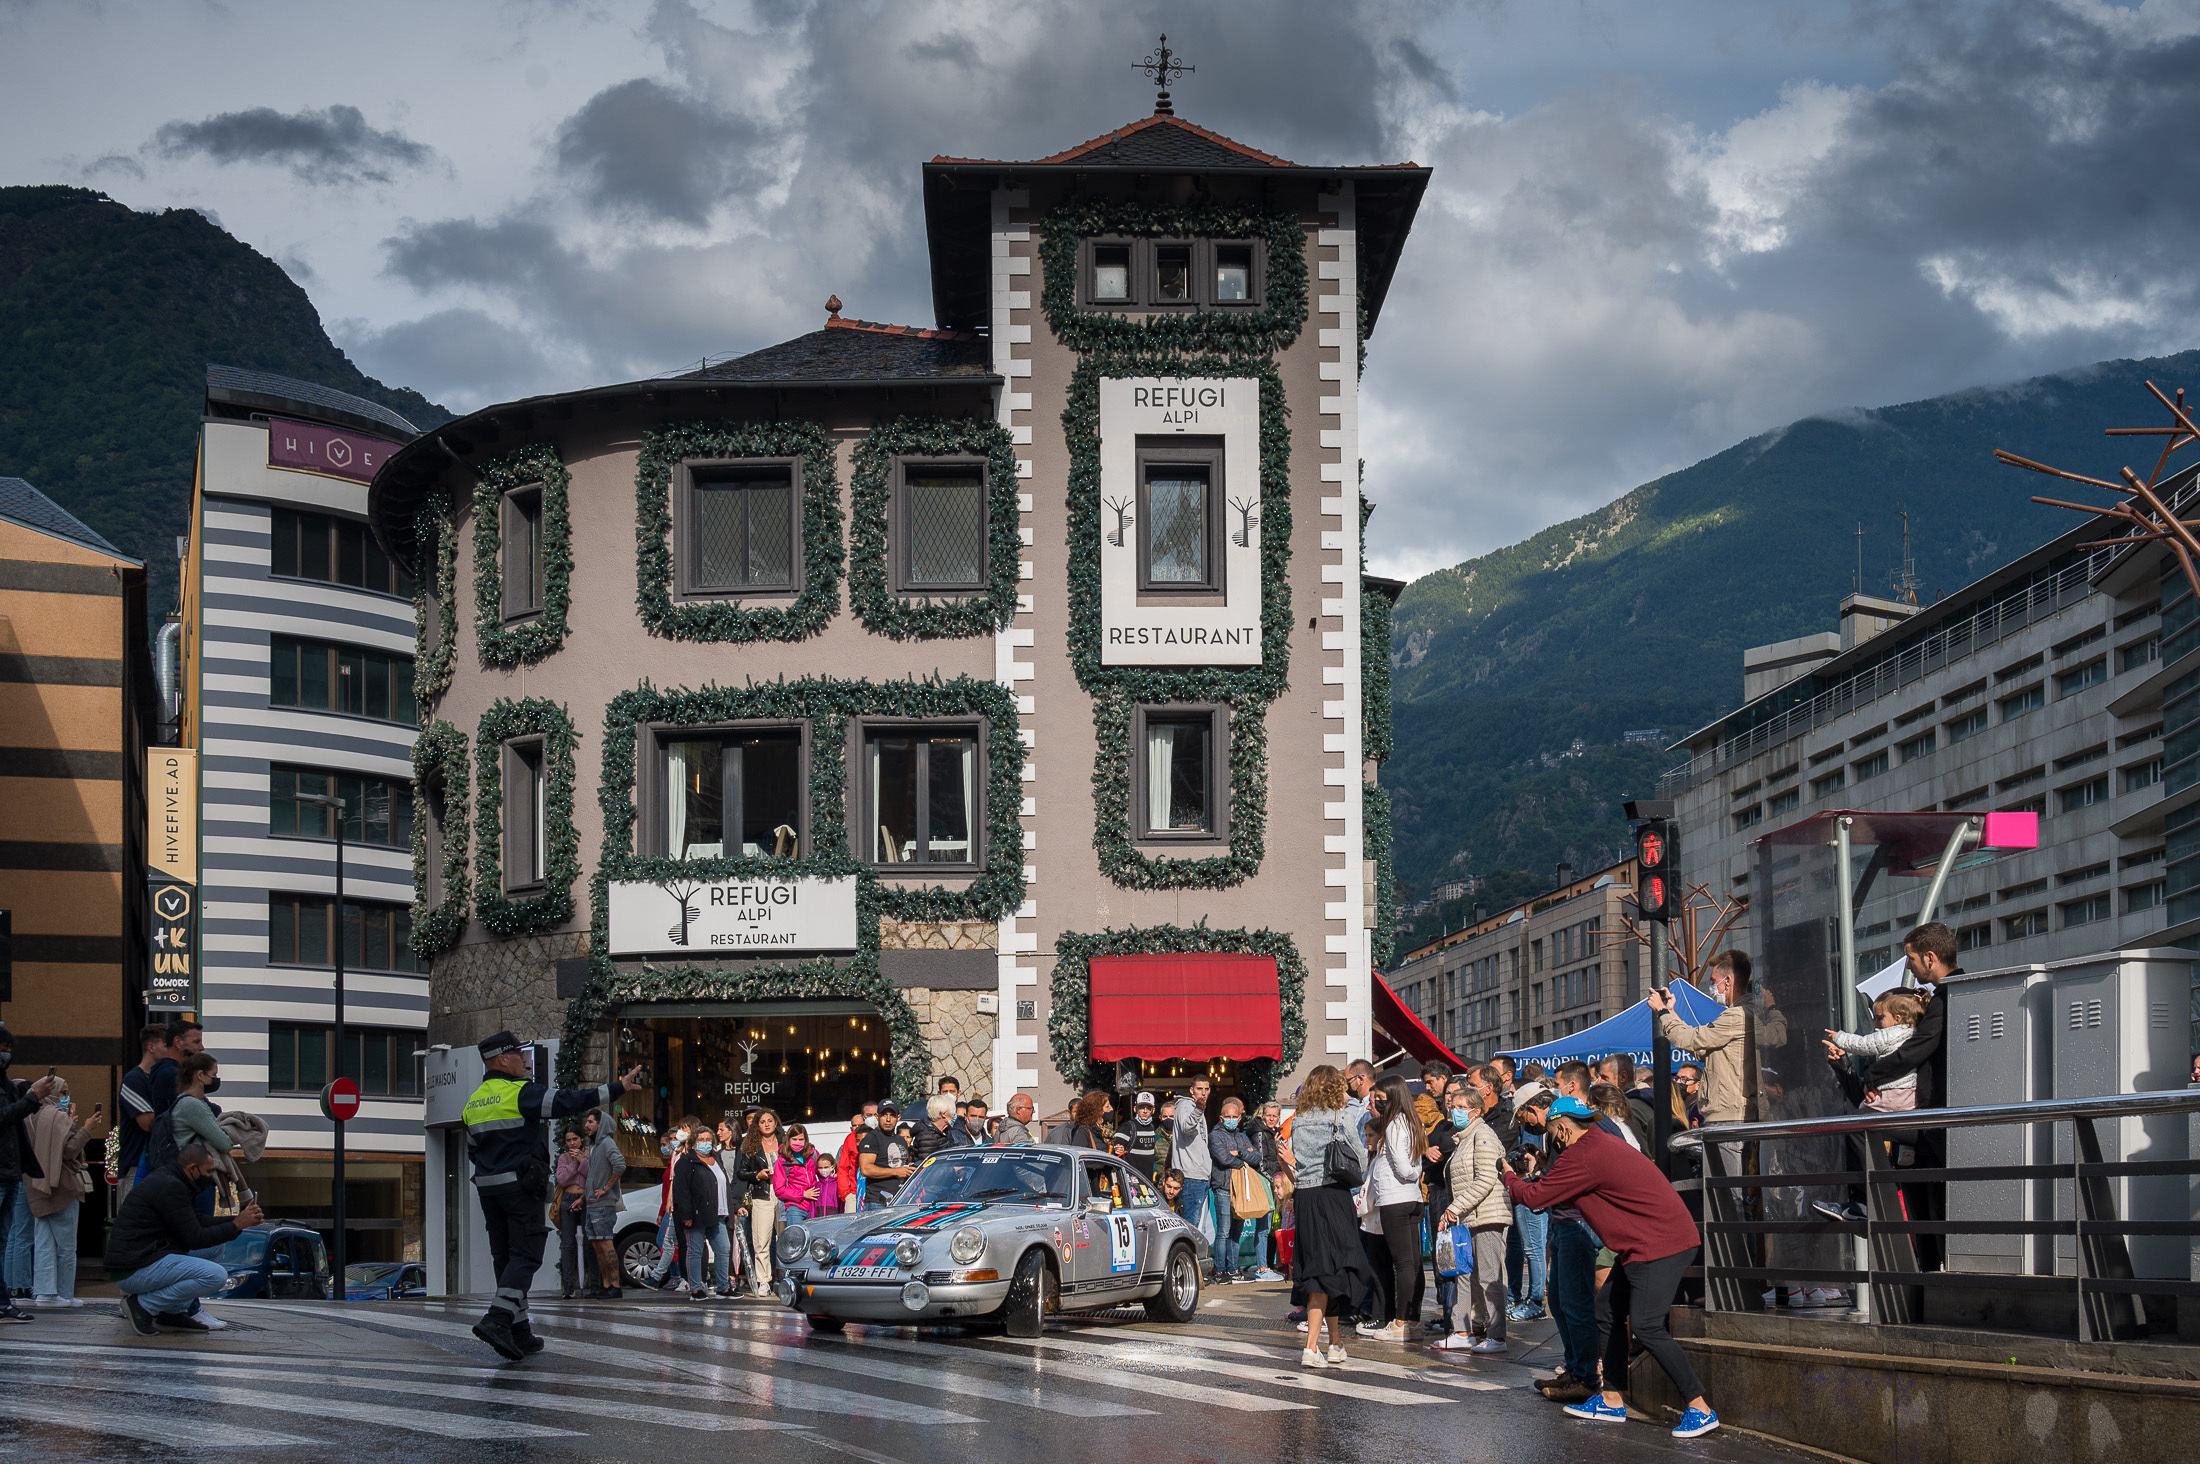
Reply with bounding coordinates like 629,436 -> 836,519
1829,990 -> 1928,1111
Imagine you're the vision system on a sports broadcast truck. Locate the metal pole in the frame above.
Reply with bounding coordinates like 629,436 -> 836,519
332,810 -> 345,1303
1834,816 -> 1861,1033
1910,821 -> 1981,973
1650,917 -> 1673,1177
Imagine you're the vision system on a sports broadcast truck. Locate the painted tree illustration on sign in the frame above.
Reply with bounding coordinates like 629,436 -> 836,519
1103,495 -> 1135,547
658,878 -> 706,946
1229,495 -> 1260,548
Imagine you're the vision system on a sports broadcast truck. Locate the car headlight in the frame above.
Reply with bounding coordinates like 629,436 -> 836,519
900,1280 -> 930,1311
893,1237 -> 924,1268
949,1225 -> 986,1265
219,1273 -> 245,1294
776,1226 -> 808,1264
810,1234 -> 837,1264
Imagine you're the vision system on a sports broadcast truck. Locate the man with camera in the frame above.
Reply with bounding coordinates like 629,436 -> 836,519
461,1031 -> 642,1360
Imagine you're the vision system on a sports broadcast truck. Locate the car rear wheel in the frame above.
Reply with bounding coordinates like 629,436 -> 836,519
616,1225 -> 663,1289
1002,1247 -> 1058,1338
1143,1244 -> 1200,1323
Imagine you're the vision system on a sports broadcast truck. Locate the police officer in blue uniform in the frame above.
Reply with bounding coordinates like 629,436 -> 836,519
462,1031 -> 642,1359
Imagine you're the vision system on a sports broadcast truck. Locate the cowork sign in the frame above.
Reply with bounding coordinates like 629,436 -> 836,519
266,417 -> 403,485
607,875 -> 859,956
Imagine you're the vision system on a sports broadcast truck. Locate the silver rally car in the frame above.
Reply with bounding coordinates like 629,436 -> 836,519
772,1144 -> 1210,1335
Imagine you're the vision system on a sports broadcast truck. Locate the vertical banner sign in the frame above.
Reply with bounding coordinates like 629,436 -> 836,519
146,749 -> 199,1010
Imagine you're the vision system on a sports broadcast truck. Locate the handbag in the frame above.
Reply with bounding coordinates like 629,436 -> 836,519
1432,1222 -> 1476,1279
1323,1122 -> 1365,1189
1229,1165 -> 1271,1219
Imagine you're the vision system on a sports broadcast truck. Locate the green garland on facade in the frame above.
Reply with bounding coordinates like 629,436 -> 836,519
1365,781 -> 1396,968
473,697 -> 581,936
553,673 -> 1028,1095
473,443 -> 574,667
1088,689 -> 1268,889
1059,356 -> 1295,703
1362,586 -> 1394,766
408,720 -> 472,956
412,505 -> 459,702
634,419 -> 843,642
1047,924 -> 1309,1106
1037,198 -> 1310,358
847,415 -> 1022,640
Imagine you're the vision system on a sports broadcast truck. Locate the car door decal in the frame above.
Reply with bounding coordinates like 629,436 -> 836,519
1109,1212 -> 1137,1274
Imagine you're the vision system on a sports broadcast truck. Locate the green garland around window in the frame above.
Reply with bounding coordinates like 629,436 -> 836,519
847,415 -> 1022,640
554,673 -> 1027,1097
1048,924 -> 1308,1107
473,443 -> 573,667
1060,355 -> 1294,702
409,720 -> 471,957
1365,781 -> 1396,968
412,505 -> 458,702
1037,198 -> 1310,358
1362,585 -> 1394,766
1089,688 -> 1267,889
473,697 -> 581,937
634,419 -> 842,642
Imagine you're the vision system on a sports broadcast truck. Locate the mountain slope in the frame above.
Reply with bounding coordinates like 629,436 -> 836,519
0,185 -> 450,613
1383,349 -> 2200,899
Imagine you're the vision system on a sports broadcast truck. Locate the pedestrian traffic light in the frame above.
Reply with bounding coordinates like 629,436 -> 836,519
1635,821 -> 1675,923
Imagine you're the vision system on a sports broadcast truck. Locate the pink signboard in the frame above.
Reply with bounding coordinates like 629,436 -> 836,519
265,417 -> 403,485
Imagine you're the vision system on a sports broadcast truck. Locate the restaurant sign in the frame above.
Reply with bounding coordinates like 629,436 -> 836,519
607,875 -> 859,956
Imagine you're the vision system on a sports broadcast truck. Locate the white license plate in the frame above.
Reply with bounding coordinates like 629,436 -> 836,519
832,1265 -> 900,1280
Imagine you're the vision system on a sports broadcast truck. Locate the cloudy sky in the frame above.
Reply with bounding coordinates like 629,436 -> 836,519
7,0 -> 2200,579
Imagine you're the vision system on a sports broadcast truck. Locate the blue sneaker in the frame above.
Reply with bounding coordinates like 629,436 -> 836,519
1672,1406 -> 1720,1439
1564,1395 -> 1629,1424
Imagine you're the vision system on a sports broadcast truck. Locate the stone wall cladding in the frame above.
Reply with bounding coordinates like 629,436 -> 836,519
907,987 -> 999,1104
428,932 -> 590,1050
879,919 -> 998,951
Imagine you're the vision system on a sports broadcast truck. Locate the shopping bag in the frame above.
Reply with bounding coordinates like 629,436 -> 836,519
1229,1165 -> 1272,1219
1432,1223 -> 1476,1279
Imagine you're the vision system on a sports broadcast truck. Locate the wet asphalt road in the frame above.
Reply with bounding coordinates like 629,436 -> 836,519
1,1286 -> 1810,1463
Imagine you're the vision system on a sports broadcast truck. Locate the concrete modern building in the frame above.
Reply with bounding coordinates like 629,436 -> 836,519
1383,859 -> 1642,1065
1658,466 -> 2197,1047
177,368 -> 427,1263
367,100 -> 1427,1202
0,476 -> 153,1161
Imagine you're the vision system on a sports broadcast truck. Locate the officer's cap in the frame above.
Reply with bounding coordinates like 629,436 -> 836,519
478,1030 -> 527,1060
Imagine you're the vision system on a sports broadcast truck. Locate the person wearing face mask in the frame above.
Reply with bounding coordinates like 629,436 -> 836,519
554,1128 -> 588,1299
773,1123 -> 827,1220
647,1124 -> 691,1291
674,1127 -> 731,1300
837,1105 -> 873,1214
24,1080 -> 106,1309
106,1140 -> 264,1335
167,1054 -> 237,1219
1434,1085 -> 1511,1353
0,1025 -> 62,1320
1207,1098 -> 1266,1284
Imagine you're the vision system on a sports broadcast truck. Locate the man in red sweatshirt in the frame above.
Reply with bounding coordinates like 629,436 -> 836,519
1502,1095 -> 1718,1440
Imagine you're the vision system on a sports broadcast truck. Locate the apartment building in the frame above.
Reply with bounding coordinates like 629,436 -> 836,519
178,367 -> 426,1263
1660,469 -> 2192,995
1385,859 -> 1642,1064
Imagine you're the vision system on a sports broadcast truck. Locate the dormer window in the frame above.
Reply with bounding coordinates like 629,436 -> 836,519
1079,239 -> 1264,309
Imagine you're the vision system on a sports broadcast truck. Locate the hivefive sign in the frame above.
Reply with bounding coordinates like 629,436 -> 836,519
607,875 -> 859,956
265,417 -> 404,486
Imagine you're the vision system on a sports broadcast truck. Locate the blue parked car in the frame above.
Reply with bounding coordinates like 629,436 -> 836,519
344,1262 -> 428,1301
195,1222 -> 330,1300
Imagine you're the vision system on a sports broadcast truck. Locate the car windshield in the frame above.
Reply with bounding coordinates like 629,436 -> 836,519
209,1233 -> 268,1268
345,1264 -> 400,1284
895,1151 -> 1072,1207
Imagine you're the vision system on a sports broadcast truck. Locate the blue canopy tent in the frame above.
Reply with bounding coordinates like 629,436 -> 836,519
1498,978 -> 1726,1068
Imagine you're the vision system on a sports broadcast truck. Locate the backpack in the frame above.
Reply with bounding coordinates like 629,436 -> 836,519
145,1110 -> 181,1174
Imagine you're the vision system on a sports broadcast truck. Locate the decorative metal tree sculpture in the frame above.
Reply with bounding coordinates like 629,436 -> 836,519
1995,381 -> 2200,599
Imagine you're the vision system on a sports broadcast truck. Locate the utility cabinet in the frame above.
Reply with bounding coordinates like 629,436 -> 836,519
1943,963 -> 2053,1274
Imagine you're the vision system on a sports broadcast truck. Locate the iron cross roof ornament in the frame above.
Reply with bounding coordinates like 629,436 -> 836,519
1996,380 -> 2200,598
1136,34 -> 1193,116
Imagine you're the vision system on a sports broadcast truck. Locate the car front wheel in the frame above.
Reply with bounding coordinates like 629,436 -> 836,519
616,1225 -> 663,1289
1143,1243 -> 1200,1323
1002,1247 -> 1058,1338
807,1314 -> 846,1333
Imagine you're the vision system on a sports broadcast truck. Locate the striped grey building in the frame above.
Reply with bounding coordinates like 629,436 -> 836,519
183,367 -> 426,1262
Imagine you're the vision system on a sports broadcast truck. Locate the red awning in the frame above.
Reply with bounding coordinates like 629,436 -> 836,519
1370,968 -> 1467,1071
1088,953 -> 1284,1062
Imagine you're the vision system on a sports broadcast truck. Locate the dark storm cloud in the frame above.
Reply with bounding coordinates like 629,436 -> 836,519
343,308 -> 550,404
554,78 -> 780,226
152,104 -> 436,185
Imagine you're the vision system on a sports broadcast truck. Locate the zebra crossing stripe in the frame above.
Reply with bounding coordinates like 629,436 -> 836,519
519,1308 -> 1158,1419
315,1306 -> 981,1425
13,1372 -> 577,1441
12,1396 -> 315,1449
1011,1326 -> 1515,1391
966,1331 -> 1472,1405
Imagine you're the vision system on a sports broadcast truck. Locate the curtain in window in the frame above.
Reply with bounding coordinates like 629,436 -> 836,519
532,759 -> 546,877
1146,722 -> 1175,831
959,740 -> 975,858
667,742 -> 690,856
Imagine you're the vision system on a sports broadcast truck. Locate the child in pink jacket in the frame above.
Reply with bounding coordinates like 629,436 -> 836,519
773,1125 -> 830,1218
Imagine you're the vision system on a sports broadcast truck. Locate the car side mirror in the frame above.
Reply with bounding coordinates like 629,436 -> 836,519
1087,1196 -> 1113,1214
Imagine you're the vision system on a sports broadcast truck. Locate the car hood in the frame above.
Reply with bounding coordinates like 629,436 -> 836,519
799,1199 -> 1065,1246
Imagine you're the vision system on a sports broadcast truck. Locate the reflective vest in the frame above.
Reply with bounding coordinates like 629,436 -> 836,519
463,1075 -> 536,1192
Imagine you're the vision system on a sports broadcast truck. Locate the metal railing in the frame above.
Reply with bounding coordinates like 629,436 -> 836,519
1670,1090 -> 2200,1342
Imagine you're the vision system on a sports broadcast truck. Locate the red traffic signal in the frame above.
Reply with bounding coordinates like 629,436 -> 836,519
1635,821 -> 1675,921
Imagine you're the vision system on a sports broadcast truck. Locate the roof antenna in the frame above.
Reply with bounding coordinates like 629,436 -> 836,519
1135,34 -> 1193,116
1890,507 -> 1920,607
1854,521 -> 1863,595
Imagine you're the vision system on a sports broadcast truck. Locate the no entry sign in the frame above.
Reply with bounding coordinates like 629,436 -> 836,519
320,1078 -> 361,1123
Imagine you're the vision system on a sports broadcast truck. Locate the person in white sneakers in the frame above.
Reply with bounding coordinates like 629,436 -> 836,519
1433,1084 -> 1510,1353
1289,1066 -> 1374,1367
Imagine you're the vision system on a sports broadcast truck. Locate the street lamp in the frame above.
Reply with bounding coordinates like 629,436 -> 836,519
294,790 -> 347,1301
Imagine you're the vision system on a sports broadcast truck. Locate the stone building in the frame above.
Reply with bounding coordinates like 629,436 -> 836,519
367,98 -> 1427,1180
